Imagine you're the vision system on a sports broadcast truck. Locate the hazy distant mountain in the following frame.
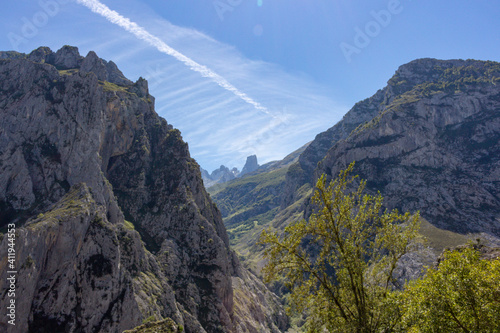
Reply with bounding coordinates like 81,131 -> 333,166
202,155 -> 262,188
201,165 -> 240,187
207,144 -> 309,253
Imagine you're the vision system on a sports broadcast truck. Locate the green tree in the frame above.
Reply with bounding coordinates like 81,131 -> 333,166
401,247 -> 500,332
260,162 -> 420,333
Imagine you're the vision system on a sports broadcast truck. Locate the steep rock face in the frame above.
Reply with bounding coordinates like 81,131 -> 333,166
317,59 -> 500,236
0,46 -> 285,333
281,59 -> 499,209
240,155 -> 259,177
0,184 -> 159,333
232,269 -> 288,333
281,91 -> 385,208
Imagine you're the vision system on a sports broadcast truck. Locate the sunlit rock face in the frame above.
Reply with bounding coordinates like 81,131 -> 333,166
315,59 -> 500,236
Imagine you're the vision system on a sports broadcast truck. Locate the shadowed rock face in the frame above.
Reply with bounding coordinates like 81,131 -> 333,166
0,46 -> 286,333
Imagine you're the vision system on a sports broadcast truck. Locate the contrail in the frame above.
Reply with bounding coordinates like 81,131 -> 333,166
75,0 -> 271,116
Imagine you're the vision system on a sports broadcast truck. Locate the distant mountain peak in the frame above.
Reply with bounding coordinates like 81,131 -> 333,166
201,165 -> 240,188
201,155 -> 261,188
240,155 -> 259,176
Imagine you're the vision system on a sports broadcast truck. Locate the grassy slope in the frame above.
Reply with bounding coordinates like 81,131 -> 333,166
209,167 -> 288,246
419,218 -> 474,254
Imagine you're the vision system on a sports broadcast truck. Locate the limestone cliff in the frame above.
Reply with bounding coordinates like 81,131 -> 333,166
317,59 -> 500,236
0,46 -> 286,333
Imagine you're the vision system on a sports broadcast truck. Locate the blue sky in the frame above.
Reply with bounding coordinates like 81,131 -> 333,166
1,0 -> 499,171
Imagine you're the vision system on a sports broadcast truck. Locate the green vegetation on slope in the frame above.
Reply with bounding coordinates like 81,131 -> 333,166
99,80 -> 130,93
209,167 -> 288,245
402,247 -> 500,332
418,218 -> 470,254
58,69 -> 79,76
388,60 -> 500,95
261,164 -> 500,332
260,163 -> 421,332
123,318 -> 181,333
208,159 -> 317,275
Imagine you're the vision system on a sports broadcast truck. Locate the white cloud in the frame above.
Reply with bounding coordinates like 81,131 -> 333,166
73,0 -> 348,171
75,0 -> 272,117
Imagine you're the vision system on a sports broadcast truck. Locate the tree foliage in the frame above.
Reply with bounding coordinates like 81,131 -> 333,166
260,162 -> 421,332
401,247 -> 500,332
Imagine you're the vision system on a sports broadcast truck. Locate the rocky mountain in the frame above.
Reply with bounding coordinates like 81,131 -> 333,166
201,166 -> 239,188
201,155 -> 261,188
207,146 -> 306,238
317,59 -> 500,236
281,88 -> 385,208
239,155 -> 259,177
0,46 -> 287,333
209,58 -> 500,275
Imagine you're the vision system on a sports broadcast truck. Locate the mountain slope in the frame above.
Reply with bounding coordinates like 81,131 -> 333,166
210,58 -> 500,276
317,59 -> 500,236
0,46 -> 286,333
208,144 -> 309,254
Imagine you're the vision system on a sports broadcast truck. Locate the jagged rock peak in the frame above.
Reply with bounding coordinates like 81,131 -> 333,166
0,45 -> 134,87
130,77 -> 150,98
54,45 -> 82,69
80,49 -> 133,86
240,155 -> 259,176
27,46 -> 54,63
201,165 -> 240,188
